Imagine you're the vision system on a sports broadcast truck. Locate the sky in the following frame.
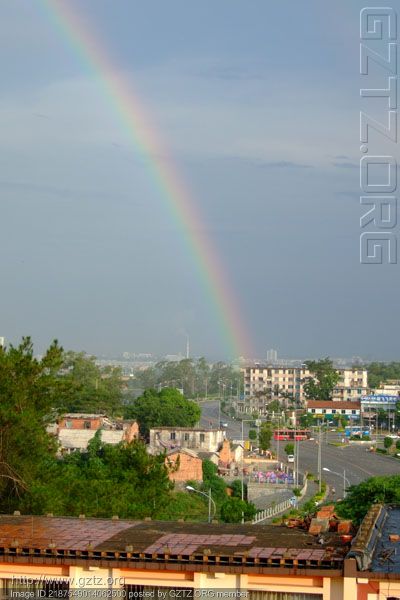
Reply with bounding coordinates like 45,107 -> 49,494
0,0 -> 398,360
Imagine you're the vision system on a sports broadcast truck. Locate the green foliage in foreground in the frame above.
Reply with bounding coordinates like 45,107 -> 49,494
336,475 -> 400,524
200,460 -> 255,522
19,436 -> 174,518
220,497 -> 257,523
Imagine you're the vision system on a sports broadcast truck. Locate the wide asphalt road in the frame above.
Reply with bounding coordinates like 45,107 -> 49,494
200,400 -> 400,499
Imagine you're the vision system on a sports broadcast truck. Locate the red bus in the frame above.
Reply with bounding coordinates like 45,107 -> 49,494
273,429 -> 311,441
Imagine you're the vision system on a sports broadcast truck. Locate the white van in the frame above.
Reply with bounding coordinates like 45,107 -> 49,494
287,454 -> 295,463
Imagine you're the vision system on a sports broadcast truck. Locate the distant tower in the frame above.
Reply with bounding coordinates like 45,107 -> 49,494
0,337 -> 4,348
186,334 -> 190,359
266,348 -> 278,363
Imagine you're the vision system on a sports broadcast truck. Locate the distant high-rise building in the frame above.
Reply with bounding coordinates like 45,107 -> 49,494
0,337 -> 4,348
266,348 -> 278,363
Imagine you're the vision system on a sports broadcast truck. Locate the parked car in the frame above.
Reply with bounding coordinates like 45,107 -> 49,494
287,454 -> 295,463
220,421 -> 228,428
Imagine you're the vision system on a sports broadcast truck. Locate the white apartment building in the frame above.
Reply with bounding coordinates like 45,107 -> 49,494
238,365 -> 368,415
371,381 -> 400,396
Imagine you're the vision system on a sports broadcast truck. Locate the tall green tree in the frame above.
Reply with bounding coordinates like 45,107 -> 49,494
258,423 -> 272,451
0,337 -> 64,510
60,352 -> 123,416
125,387 -> 201,437
303,358 -> 340,401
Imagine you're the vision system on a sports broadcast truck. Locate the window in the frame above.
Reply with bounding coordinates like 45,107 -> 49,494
311,409 -> 315,414
184,433 -> 189,441
352,410 -> 356,415
65,420 -> 72,428
200,433 -> 205,443
170,432 -> 176,440
332,409 -> 336,414
322,409 -> 326,414
84,421 -> 91,429
341,409 -> 346,414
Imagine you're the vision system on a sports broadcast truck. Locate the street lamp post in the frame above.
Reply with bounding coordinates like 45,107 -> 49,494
322,467 -> 350,499
240,418 -> 254,523
317,422 -> 322,493
186,486 -> 216,523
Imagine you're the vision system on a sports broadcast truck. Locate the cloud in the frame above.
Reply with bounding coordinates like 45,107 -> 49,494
193,65 -> 263,81
332,161 -> 358,169
220,156 -> 313,169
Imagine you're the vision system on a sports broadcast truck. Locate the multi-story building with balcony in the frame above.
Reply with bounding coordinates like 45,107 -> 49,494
237,365 -> 368,415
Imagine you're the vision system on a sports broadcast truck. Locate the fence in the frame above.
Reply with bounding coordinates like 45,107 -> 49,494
251,498 -> 292,524
251,474 -> 308,524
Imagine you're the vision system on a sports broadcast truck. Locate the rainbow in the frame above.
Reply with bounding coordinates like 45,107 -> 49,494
39,0 -> 253,358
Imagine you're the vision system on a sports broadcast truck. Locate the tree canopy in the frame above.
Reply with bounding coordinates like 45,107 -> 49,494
131,358 -> 240,399
304,358 -> 340,401
258,423 -> 272,451
366,361 -> 400,389
20,435 -> 173,518
125,387 -> 201,436
336,475 -> 400,524
0,337 -> 64,507
60,351 -> 124,416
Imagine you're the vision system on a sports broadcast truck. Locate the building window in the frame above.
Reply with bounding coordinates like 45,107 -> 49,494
352,410 -> 356,415
200,433 -> 205,443
322,409 -> 326,414
332,409 -> 336,414
65,420 -> 72,428
84,421 -> 91,429
184,433 -> 189,441
170,432 -> 176,440
341,409 -> 346,414
311,409 -> 315,413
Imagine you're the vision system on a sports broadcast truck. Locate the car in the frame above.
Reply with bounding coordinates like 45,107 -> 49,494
220,421 -> 228,428
287,454 -> 295,463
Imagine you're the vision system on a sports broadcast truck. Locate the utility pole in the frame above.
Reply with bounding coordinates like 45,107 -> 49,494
317,423 -> 322,493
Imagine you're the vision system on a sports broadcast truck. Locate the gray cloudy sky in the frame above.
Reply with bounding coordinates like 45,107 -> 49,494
0,0 -> 398,360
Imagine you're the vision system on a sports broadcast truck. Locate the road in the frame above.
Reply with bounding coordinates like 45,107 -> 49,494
287,437 -> 400,499
199,399 -> 248,439
200,400 -> 400,499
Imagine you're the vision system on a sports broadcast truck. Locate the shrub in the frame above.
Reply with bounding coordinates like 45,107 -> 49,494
384,437 -> 394,449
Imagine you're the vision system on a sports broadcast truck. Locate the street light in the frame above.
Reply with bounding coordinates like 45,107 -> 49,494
322,467 -> 351,499
239,418 -> 255,524
186,486 -> 216,523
